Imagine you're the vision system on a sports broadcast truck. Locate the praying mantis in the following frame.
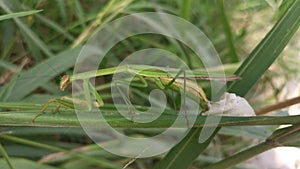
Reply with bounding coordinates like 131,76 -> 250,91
32,64 -> 240,122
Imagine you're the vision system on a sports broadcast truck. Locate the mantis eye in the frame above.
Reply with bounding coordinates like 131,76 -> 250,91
60,75 -> 70,91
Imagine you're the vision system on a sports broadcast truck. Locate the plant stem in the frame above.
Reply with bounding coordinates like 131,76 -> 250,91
204,125 -> 300,169
203,142 -> 272,169
256,95 -> 300,115
0,143 -> 15,169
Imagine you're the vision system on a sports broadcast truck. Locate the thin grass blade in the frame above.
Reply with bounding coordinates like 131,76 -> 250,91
0,9 -> 42,21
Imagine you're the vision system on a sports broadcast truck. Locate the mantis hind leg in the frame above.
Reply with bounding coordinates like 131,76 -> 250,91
32,97 -> 74,123
32,98 -> 58,123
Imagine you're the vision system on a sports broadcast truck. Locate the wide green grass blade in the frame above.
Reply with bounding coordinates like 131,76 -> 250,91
0,9 -> 42,21
154,127 -> 218,169
0,135 -> 124,169
0,58 -> 28,101
0,158 -> 58,169
7,46 -> 81,101
154,0 -> 300,168
1,102 -> 300,127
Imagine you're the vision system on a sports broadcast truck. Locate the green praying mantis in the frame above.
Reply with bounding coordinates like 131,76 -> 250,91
32,64 -> 240,123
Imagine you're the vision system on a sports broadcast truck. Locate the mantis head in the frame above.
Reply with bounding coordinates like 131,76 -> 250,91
60,75 -> 70,91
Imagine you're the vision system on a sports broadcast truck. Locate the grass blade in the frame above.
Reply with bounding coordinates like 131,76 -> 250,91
7,46 -> 81,101
34,14 -> 75,41
0,135 -> 124,169
0,58 -> 29,101
154,127 -> 218,169
204,125 -> 300,169
1,102 -> 300,127
179,0 -> 192,20
227,0 -> 300,95
0,9 -> 42,21
216,0 -> 238,62
0,0 -> 53,58
0,144 -> 15,169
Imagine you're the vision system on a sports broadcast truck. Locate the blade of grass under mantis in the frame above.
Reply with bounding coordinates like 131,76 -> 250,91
1,102 -> 300,127
7,46 -> 81,101
154,0 -> 300,168
0,9 -> 42,21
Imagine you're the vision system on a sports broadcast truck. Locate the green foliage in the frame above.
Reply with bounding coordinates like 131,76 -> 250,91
0,0 -> 299,169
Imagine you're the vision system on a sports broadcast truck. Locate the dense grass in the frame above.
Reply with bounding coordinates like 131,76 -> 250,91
0,0 -> 299,169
